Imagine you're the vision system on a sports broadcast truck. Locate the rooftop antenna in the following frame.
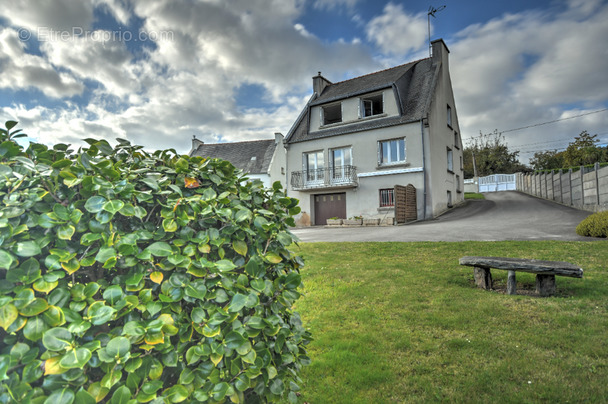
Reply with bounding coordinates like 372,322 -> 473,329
427,5 -> 446,57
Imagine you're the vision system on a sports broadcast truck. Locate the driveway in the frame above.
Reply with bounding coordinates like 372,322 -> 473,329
291,191 -> 600,242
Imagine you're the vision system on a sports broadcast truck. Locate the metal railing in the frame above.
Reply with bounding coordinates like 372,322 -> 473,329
290,165 -> 358,190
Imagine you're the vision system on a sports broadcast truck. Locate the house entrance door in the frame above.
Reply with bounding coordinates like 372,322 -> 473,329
314,193 -> 346,225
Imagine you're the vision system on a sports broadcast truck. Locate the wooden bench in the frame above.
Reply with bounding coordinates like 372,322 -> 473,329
459,256 -> 583,296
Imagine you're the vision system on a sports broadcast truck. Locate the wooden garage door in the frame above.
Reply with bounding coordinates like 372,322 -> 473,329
314,193 -> 346,226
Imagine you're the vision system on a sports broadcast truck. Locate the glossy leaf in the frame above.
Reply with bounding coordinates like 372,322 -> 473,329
59,347 -> 92,369
42,327 -> 72,351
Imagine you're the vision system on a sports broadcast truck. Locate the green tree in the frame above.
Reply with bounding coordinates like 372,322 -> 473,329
562,130 -> 605,167
529,149 -> 565,171
463,131 -> 527,178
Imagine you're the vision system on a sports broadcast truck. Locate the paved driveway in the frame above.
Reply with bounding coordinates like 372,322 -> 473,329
291,191 -> 601,242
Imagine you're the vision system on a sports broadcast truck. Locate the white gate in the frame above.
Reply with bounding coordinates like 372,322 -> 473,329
478,174 -> 516,193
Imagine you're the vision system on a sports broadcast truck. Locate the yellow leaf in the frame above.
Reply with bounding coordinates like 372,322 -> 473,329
198,244 -> 211,254
87,382 -> 110,402
150,271 -> 163,284
0,304 -> 18,331
144,331 -> 165,345
184,177 -> 201,188
210,353 -> 223,366
232,240 -> 248,256
157,313 -> 174,325
264,252 -> 282,264
44,356 -> 67,375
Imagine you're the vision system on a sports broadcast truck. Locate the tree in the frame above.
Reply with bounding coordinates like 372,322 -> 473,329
562,130 -> 605,167
530,149 -> 565,171
0,121 -> 311,403
463,131 -> 527,178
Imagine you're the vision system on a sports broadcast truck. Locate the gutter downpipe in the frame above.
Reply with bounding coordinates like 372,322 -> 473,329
420,118 -> 428,220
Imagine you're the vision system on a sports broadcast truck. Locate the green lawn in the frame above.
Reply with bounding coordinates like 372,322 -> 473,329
290,241 -> 608,403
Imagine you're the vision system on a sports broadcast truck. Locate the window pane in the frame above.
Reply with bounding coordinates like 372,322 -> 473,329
390,140 -> 398,162
399,139 -> 405,161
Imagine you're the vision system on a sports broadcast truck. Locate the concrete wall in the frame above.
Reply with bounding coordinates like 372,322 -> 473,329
517,163 -> 608,212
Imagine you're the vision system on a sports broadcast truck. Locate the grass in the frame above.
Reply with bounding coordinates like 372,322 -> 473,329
464,192 -> 485,199
290,241 -> 608,403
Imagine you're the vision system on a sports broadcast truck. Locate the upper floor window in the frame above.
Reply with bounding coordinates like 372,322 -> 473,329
447,147 -> 453,172
361,94 -> 383,118
322,103 -> 342,125
379,138 -> 405,165
447,104 -> 452,128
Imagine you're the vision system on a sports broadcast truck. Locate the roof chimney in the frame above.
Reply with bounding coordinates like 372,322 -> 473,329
312,72 -> 331,95
431,38 -> 449,64
274,132 -> 284,145
189,135 -> 204,156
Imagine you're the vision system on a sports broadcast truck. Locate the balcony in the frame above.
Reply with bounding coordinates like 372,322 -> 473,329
291,165 -> 358,191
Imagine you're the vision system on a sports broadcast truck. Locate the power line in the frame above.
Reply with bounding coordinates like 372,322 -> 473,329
500,108 -> 608,134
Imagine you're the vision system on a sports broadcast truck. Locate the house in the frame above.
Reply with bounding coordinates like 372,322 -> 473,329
189,132 -> 286,189
284,39 -> 463,226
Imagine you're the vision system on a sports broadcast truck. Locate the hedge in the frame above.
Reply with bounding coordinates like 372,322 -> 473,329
0,121 -> 311,403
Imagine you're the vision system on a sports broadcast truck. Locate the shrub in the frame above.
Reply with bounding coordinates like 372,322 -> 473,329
576,211 -> 608,238
0,121 -> 311,403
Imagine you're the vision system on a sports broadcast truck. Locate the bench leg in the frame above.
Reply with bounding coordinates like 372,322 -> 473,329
536,274 -> 556,296
507,270 -> 517,295
474,267 -> 492,290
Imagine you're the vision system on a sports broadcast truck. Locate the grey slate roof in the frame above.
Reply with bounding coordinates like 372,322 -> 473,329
286,57 -> 437,144
190,139 -> 277,174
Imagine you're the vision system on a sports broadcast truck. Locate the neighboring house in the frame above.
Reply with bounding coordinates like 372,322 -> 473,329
189,133 -> 286,189
284,39 -> 464,226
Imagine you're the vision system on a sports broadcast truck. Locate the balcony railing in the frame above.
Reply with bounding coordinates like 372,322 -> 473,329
291,165 -> 358,190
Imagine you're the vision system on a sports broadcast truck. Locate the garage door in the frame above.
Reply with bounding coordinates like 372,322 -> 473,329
314,193 -> 346,226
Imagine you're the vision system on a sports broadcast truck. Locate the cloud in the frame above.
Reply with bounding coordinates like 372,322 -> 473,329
0,0 -> 94,31
449,0 -> 608,161
365,3 -> 428,56
0,28 -> 84,98
1,0 -> 378,155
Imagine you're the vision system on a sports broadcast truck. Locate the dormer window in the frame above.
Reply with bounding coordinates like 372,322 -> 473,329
322,103 -> 342,125
361,94 -> 383,117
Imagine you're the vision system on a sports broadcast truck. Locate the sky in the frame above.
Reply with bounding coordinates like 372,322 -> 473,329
1,0 -> 607,164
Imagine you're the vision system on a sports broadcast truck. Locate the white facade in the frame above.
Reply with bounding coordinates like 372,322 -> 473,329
285,39 -> 464,226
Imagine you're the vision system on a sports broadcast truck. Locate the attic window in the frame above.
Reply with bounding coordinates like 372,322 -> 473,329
361,94 -> 383,117
322,103 -> 342,125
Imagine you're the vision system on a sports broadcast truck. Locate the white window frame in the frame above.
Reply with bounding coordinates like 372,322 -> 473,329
330,147 -> 352,182
378,138 -> 406,166
303,150 -> 324,184
360,93 -> 384,118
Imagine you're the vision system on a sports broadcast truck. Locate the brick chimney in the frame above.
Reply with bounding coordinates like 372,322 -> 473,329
312,72 -> 331,95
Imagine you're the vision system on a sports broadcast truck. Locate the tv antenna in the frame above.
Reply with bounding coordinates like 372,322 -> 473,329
427,5 -> 446,56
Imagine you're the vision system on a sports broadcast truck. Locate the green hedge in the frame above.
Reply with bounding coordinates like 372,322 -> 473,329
576,211 -> 608,238
0,121 -> 311,403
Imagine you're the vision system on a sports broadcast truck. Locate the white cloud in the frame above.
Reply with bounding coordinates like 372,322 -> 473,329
0,28 -> 84,98
1,0 -> 378,154
0,0 -> 94,31
449,0 -> 608,162
365,3 -> 428,56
